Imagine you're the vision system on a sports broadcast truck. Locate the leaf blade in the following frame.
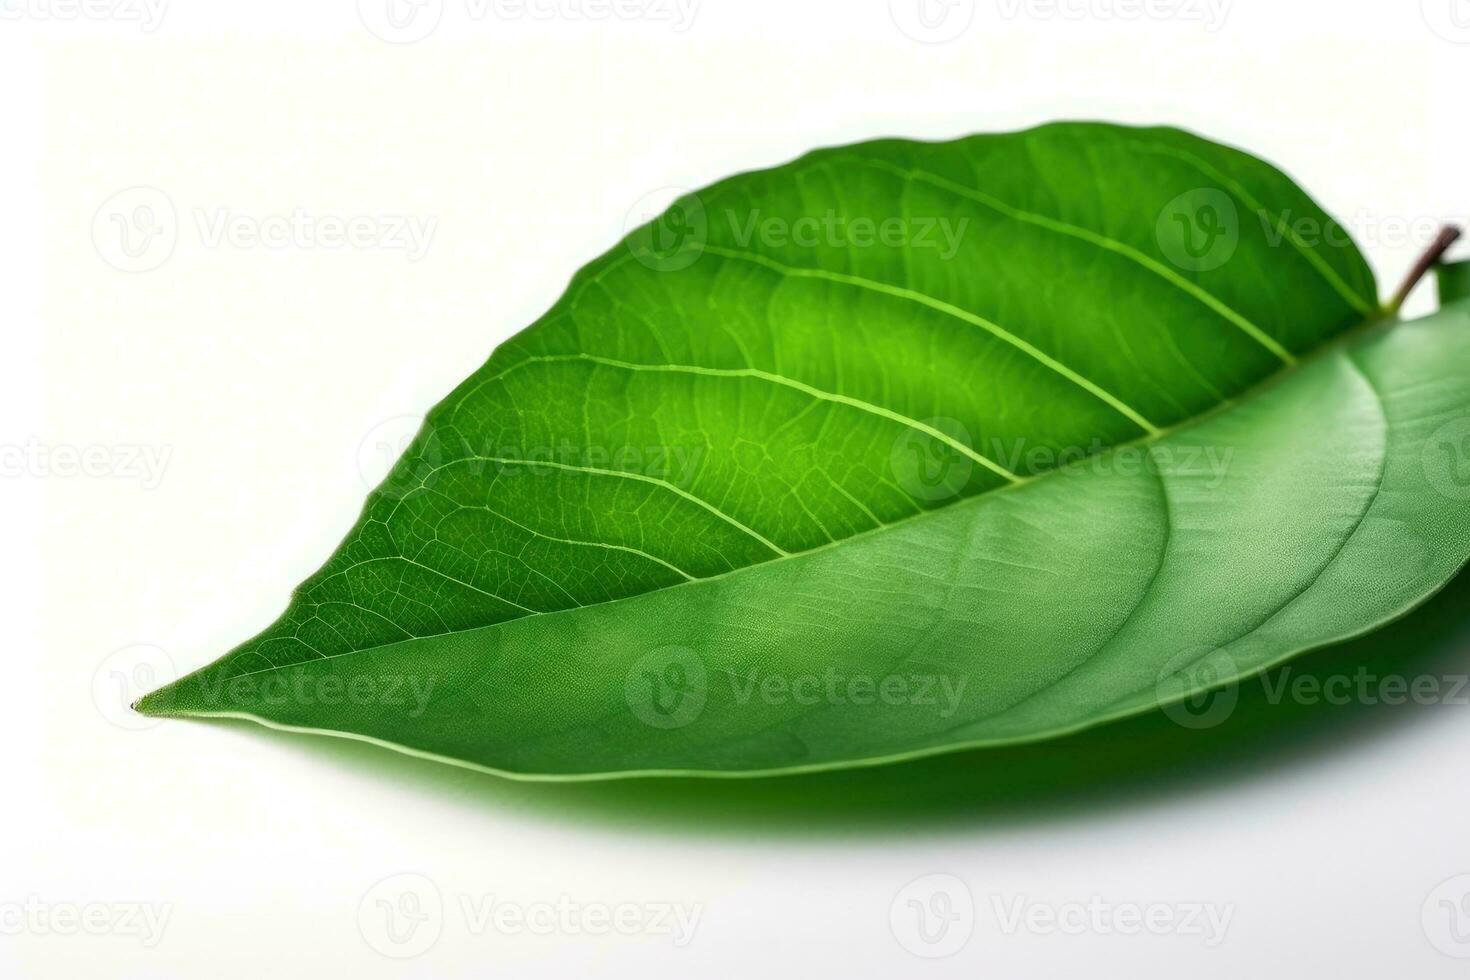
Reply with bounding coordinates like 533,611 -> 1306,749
139,123 -> 1470,782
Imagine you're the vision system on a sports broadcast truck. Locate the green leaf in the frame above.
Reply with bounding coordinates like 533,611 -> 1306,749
1440,258 -> 1470,306
138,122 -> 1470,780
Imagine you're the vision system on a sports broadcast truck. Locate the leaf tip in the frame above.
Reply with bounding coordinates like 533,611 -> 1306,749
132,683 -> 179,719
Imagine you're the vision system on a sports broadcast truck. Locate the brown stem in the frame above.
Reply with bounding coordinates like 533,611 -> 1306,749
1388,224 -> 1463,313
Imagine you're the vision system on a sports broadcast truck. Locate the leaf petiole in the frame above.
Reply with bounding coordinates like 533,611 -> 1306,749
1388,224 -> 1463,314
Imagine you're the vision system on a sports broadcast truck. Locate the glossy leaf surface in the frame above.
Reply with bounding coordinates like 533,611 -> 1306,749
139,123 -> 1470,779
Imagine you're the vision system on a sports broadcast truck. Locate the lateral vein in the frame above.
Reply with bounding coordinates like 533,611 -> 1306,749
862,158 -> 1298,366
419,455 -> 790,558
700,243 -> 1160,435
489,352 -> 1022,483
1125,139 -> 1379,317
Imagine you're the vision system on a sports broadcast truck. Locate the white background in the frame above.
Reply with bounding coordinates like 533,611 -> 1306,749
8,1 -> 1470,976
